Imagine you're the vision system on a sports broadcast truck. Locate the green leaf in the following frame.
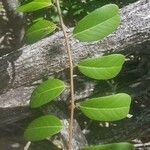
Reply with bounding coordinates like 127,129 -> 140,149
16,0 -> 53,12
79,93 -> 131,121
0,3 -> 4,11
24,115 -> 63,141
26,19 -> 56,43
73,4 -> 121,42
81,142 -> 135,150
30,79 -> 65,108
78,54 -> 125,80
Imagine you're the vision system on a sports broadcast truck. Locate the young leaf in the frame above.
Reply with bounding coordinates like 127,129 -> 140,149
81,142 -> 135,150
30,79 -> 65,108
73,4 -> 121,42
24,115 -> 63,141
79,93 -> 131,121
78,54 -> 125,80
17,0 -> 53,12
26,19 -> 56,43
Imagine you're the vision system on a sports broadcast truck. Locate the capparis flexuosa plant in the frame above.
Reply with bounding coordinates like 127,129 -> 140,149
17,0 -> 134,149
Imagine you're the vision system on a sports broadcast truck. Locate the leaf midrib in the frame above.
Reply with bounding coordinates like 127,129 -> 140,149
80,106 -> 129,110
33,85 -> 64,98
79,65 -> 121,69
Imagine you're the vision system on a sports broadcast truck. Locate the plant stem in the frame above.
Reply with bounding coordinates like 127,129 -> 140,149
24,141 -> 31,150
55,0 -> 75,149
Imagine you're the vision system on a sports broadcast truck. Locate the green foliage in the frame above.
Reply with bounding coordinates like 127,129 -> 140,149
17,1 -> 134,148
73,4 -> 121,42
78,54 -> 125,80
81,142 -> 135,150
0,3 -> 3,11
17,0 -> 53,12
24,115 -> 63,141
30,79 -> 65,108
58,0 -> 137,26
79,93 -> 131,121
25,19 -> 56,43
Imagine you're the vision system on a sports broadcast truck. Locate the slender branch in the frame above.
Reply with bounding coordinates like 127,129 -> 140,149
134,142 -> 150,148
24,141 -> 31,150
55,0 -> 75,149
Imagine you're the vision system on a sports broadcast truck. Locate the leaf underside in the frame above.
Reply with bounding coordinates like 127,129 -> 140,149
78,54 -> 125,80
16,0 -> 52,12
30,79 -> 65,108
24,115 -> 63,141
26,19 -> 56,43
79,93 -> 131,121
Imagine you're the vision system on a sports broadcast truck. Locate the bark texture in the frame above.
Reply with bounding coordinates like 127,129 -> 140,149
0,0 -> 149,94
0,0 -> 150,149
1,0 -> 25,49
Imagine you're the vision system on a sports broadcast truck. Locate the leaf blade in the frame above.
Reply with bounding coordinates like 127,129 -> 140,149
25,19 -> 56,43
79,93 -> 131,121
17,0 -> 53,12
30,79 -> 65,108
24,115 -> 63,141
78,54 -> 125,80
73,4 -> 121,42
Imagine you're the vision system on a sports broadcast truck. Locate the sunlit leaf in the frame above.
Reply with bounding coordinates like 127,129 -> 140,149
79,93 -> 131,121
81,142 -> 135,150
16,0 -> 53,12
25,19 -> 56,43
0,3 -> 4,11
78,54 -> 125,80
24,115 -> 63,141
30,79 -> 65,108
73,4 -> 121,42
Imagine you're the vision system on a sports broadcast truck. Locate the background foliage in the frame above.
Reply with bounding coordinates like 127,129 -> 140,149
22,0 -> 138,27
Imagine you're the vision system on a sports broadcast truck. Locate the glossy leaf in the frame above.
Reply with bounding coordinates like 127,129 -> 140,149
30,79 -> 65,108
79,93 -> 131,121
78,54 -> 125,80
24,115 -> 63,141
73,4 -> 121,42
81,142 -> 135,150
25,19 -> 56,43
17,0 -> 53,12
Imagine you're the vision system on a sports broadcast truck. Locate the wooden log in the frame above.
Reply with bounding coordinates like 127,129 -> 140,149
0,0 -> 149,124
0,0 -> 149,94
0,0 -> 150,148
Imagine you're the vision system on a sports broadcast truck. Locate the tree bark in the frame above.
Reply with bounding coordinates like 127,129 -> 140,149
1,0 -> 25,49
0,0 -> 150,148
0,0 -> 149,94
